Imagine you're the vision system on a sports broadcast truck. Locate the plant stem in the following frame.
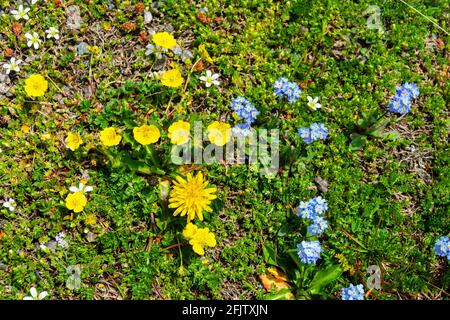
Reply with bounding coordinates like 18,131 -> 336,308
398,0 -> 449,36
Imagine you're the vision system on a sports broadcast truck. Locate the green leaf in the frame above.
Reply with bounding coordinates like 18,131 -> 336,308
264,288 -> 293,300
383,131 -> 400,140
308,265 -> 343,295
349,133 -> 367,150
119,156 -> 165,175
262,242 -> 278,266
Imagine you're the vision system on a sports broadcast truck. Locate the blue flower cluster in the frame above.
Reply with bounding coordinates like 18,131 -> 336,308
231,122 -> 254,139
273,77 -> 302,103
297,123 -> 328,144
388,82 -> 419,114
434,236 -> 450,261
341,284 -> 365,300
295,197 -> 329,264
297,196 -> 329,236
230,96 -> 259,139
297,196 -> 328,220
297,240 -> 323,264
307,216 -> 329,236
230,96 -> 259,126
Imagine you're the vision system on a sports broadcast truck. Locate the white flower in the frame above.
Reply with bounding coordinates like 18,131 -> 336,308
25,32 -> 42,49
69,182 -> 93,193
45,27 -> 59,40
307,96 -> 322,110
31,0 -> 39,4
3,198 -> 16,212
55,232 -> 69,248
3,57 -> 22,74
23,287 -> 48,300
199,70 -> 220,87
11,5 -> 30,21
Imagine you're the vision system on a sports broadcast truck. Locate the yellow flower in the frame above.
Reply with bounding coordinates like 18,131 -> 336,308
168,120 -> 190,145
21,124 -> 30,133
65,132 -> 83,151
99,127 -> 122,147
169,172 -> 217,222
152,31 -> 177,49
189,227 -> 216,255
207,121 -> 231,146
198,44 -> 213,63
65,191 -> 87,213
24,74 -> 48,97
133,125 -> 160,145
85,214 -> 97,226
182,223 -> 198,239
161,69 -> 183,88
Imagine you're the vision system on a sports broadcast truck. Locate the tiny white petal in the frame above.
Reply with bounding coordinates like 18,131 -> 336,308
38,291 -> 48,300
84,186 -> 93,192
23,296 -> 33,300
69,186 -> 79,193
30,287 -> 37,298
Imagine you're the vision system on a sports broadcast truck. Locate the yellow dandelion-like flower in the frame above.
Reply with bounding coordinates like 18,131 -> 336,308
161,69 -> 183,88
65,191 -> 87,213
65,132 -> 83,151
152,31 -> 177,49
24,74 -> 48,97
189,227 -> 216,255
133,125 -> 160,145
99,127 -> 122,147
168,120 -> 190,145
169,172 -> 217,222
207,121 -> 231,146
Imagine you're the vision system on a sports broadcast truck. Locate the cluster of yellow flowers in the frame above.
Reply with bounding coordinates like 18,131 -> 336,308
182,222 -> 216,256
170,172 -> 218,255
64,121 -> 232,151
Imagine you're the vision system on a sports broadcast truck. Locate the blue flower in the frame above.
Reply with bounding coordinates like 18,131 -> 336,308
273,77 -> 288,98
232,122 -> 255,139
388,82 -> 419,114
297,127 -> 312,144
297,240 -> 323,264
296,196 -> 328,221
298,123 -> 328,144
230,96 -> 259,125
434,236 -> 450,260
307,216 -> 328,235
273,78 -> 302,103
401,82 -> 420,99
341,284 -> 365,300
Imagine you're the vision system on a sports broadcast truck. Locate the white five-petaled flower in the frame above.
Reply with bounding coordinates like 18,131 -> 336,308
45,27 -> 59,40
3,57 -> 22,74
3,198 -> 16,212
307,96 -> 322,110
69,182 -> 93,194
11,5 -> 30,21
199,70 -> 220,87
25,32 -> 42,49
23,287 -> 48,300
